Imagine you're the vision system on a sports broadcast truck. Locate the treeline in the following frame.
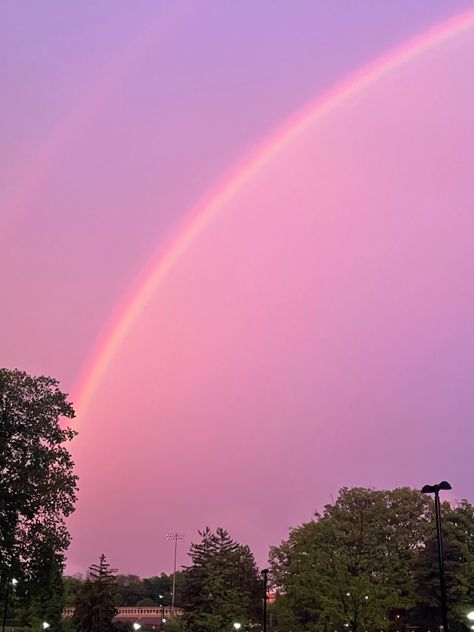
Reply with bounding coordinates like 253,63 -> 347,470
64,571 -> 185,608
63,488 -> 474,632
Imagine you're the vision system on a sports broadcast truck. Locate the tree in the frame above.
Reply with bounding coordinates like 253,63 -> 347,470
135,597 -> 156,607
73,555 -> 118,632
0,368 -> 77,626
143,574 -> 173,606
17,544 -> 65,630
115,575 -> 147,606
182,527 -> 262,632
270,487 -> 433,632
63,575 -> 85,608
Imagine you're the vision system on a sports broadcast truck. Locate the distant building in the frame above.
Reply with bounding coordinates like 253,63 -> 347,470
63,606 -> 184,625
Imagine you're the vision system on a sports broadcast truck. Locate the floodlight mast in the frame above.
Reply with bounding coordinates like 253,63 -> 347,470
166,532 -> 185,617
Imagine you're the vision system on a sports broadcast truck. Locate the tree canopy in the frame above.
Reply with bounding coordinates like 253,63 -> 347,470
270,487 -> 474,632
0,368 -> 77,626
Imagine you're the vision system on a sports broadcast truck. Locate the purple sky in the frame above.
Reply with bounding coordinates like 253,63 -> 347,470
1,1 -> 474,576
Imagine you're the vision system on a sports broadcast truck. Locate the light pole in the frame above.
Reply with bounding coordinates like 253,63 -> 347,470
2,577 -> 18,632
261,569 -> 269,632
166,533 -> 185,618
421,480 -> 452,632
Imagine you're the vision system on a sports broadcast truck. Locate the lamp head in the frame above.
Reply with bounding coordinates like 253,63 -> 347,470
421,485 -> 436,494
439,481 -> 452,491
421,481 -> 452,494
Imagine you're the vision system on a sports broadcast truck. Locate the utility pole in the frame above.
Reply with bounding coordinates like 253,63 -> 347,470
166,533 -> 185,618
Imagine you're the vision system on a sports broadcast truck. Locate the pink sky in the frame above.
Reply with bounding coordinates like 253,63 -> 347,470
1,1 -> 474,575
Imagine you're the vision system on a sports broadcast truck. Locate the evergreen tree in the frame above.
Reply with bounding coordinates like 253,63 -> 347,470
73,555 -> 118,632
182,527 -> 262,632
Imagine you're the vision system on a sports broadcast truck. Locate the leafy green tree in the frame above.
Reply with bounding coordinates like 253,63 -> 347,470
182,527 -> 262,632
0,368 -> 77,629
107,572 -> 183,607
73,555 -> 118,632
270,487 -> 433,632
17,544 -> 65,630
63,575 -> 85,608
115,575 -> 147,606
142,575 -> 166,604
136,597 -> 156,607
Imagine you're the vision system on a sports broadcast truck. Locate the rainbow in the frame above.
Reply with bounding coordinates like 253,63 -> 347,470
74,7 -> 474,417
0,3 -> 190,228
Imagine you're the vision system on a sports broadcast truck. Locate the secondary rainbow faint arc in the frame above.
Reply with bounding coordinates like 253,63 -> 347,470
75,7 -> 474,418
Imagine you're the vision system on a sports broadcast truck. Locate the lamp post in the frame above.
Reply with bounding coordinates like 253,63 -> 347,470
261,569 -> 269,632
2,577 -> 18,632
421,480 -> 452,632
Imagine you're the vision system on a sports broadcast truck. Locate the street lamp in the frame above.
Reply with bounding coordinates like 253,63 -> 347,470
133,624 -> 141,631
233,624 -> 242,630
261,569 -> 269,632
421,480 -> 452,632
468,611 -> 474,621
42,622 -> 50,630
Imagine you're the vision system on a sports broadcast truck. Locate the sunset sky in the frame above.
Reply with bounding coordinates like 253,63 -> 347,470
2,1 -> 474,576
